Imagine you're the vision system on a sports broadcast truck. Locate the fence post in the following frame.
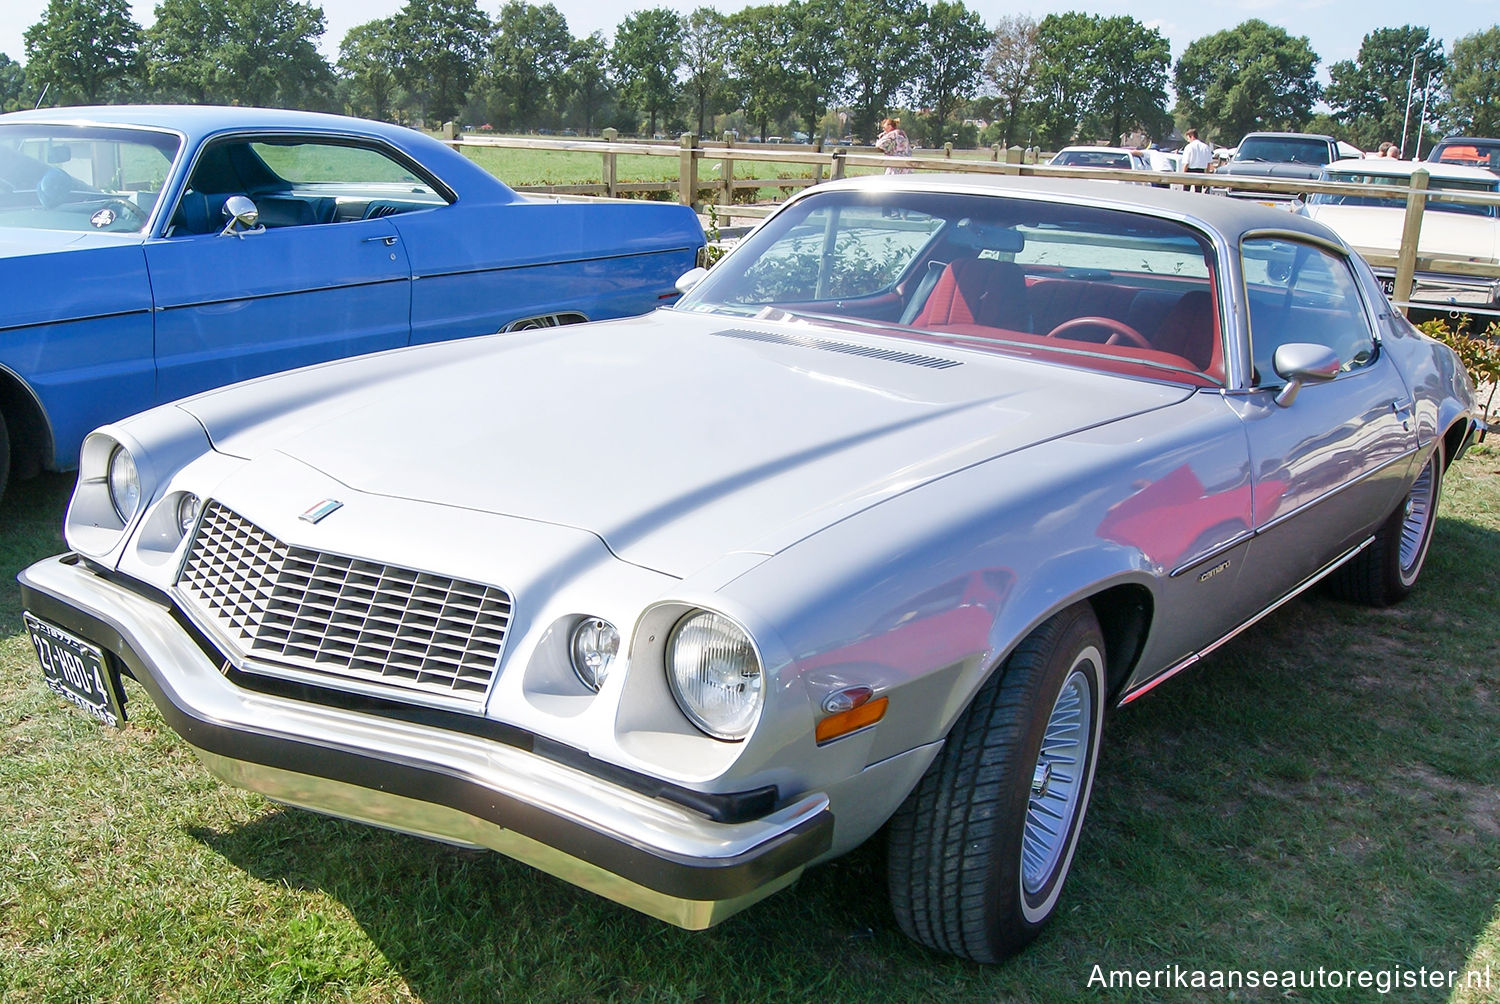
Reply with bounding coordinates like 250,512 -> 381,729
1393,168 -> 1429,317
812,136 -> 825,183
944,142 -> 953,159
679,132 -> 699,209
1006,146 -> 1023,165
991,143 -> 1001,162
721,132 -> 735,205
830,148 -> 847,181
442,121 -> 456,141
602,128 -> 618,198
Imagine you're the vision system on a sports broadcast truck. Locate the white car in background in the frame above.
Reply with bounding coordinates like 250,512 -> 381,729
1047,146 -> 1150,183
1304,158 -> 1500,312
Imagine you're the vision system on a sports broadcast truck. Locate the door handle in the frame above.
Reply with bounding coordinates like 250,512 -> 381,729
363,235 -> 399,246
1390,399 -> 1414,431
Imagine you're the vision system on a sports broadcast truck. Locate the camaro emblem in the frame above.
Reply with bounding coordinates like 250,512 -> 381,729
299,499 -> 343,524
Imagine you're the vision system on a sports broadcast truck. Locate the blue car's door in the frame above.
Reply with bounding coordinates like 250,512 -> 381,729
143,134 -> 418,403
145,218 -> 411,402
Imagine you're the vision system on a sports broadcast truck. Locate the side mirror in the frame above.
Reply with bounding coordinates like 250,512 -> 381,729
674,266 -> 708,296
219,195 -> 262,238
1272,342 -> 1341,407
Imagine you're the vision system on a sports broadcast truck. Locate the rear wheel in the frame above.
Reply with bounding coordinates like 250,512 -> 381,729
1329,447 -> 1441,606
887,603 -> 1105,962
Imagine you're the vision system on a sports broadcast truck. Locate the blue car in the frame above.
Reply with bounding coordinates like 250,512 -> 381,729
0,106 -> 705,499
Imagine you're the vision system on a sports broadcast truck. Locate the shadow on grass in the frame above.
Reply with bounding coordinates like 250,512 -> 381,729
188,535 -> 1500,1002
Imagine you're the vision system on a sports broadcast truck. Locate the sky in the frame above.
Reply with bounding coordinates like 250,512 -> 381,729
0,0 -> 1494,83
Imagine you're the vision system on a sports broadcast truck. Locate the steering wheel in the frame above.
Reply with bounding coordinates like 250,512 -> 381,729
1044,316 -> 1150,349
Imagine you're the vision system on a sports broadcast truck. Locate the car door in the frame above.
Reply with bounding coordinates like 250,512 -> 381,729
144,134 -> 414,403
1226,235 -> 1416,610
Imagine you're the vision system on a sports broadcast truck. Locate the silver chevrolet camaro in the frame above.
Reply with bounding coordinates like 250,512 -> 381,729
19,175 -> 1479,962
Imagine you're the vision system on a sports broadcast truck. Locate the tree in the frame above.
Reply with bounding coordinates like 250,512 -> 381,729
561,32 -> 611,135
1030,14 -> 1169,147
23,0 -> 141,104
485,1 -> 572,131
1326,26 -> 1446,153
390,0 -> 491,126
1086,16 -> 1170,145
911,0 -> 990,147
338,19 -> 401,120
1031,12 -> 1096,146
984,14 -> 1039,149
0,54 -> 28,112
148,0 -> 334,109
835,0 -> 924,142
681,7 -> 731,138
726,5 -> 795,141
1447,27 -> 1500,136
782,0 -> 844,139
1174,19 -> 1321,145
611,8 -> 683,136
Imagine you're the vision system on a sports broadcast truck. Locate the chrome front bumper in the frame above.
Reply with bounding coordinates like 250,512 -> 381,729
18,554 -> 833,930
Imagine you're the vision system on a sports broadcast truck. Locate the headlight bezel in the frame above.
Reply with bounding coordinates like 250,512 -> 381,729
665,609 -> 764,741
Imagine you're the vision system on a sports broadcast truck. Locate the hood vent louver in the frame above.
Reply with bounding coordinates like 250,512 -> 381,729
713,327 -> 963,370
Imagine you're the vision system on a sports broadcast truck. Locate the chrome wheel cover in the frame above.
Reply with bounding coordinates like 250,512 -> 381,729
1399,456 -> 1437,579
1022,666 -> 1094,895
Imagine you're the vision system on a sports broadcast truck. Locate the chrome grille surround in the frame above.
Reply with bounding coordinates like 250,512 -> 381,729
176,501 -> 512,709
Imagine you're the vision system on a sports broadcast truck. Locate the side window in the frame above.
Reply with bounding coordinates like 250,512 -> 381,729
168,136 -> 450,236
1242,237 -> 1376,384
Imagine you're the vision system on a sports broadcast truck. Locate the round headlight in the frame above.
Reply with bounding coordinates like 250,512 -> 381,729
107,447 -> 141,523
666,611 -> 762,740
176,493 -> 202,538
570,617 -> 619,692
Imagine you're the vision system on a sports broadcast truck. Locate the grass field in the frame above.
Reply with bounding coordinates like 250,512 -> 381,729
2,450 -> 1497,1003
453,139 -> 918,197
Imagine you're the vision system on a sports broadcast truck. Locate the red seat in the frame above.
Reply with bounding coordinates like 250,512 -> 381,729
911,259 -> 1026,330
1150,290 -> 1221,381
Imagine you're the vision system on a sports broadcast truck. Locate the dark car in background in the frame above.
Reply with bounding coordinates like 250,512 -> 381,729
1428,136 -> 1500,175
1215,132 -> 1340,199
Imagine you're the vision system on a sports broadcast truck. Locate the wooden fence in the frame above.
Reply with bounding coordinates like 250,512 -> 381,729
447,131 -> 1500,322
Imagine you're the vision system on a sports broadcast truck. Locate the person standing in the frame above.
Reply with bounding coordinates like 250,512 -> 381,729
1182,128 -> 1212,191
875,117 -> 912,175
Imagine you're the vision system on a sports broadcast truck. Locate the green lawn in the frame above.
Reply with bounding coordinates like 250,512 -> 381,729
2,451 -> 1497,1003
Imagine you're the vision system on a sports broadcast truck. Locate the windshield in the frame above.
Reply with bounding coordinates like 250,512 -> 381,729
1235,137 -> 1331,165
1308,171 -> 1499,218
0,124 -> 181,234
678,188 -> 1222,386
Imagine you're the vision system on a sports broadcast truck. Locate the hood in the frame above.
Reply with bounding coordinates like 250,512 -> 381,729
1306,204 -> 1500,263
1219,161 -> 1323,180
176,311 -> 1193,578
0,227 -> 145,258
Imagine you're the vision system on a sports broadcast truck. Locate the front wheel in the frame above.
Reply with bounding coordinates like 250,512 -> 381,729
1328,446 -> 1441,606
887,603 -> 1106,962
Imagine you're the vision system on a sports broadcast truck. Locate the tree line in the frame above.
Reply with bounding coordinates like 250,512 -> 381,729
7,0 -> 1500,152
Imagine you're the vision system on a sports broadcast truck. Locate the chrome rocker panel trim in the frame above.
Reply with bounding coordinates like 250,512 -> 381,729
18,554 -> 833,930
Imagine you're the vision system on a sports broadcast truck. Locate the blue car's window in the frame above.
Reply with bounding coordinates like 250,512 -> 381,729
0,125 -> 180,234
165,137 -> 451,236
680,189 -> 1223,387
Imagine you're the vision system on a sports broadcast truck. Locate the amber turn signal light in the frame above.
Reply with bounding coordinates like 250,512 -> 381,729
815,696 -> 889,745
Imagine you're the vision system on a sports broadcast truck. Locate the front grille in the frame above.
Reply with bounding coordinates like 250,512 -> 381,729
177,502 -> 512,707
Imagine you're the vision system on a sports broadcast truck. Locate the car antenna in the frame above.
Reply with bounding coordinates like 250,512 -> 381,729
34,82 -> 49,109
